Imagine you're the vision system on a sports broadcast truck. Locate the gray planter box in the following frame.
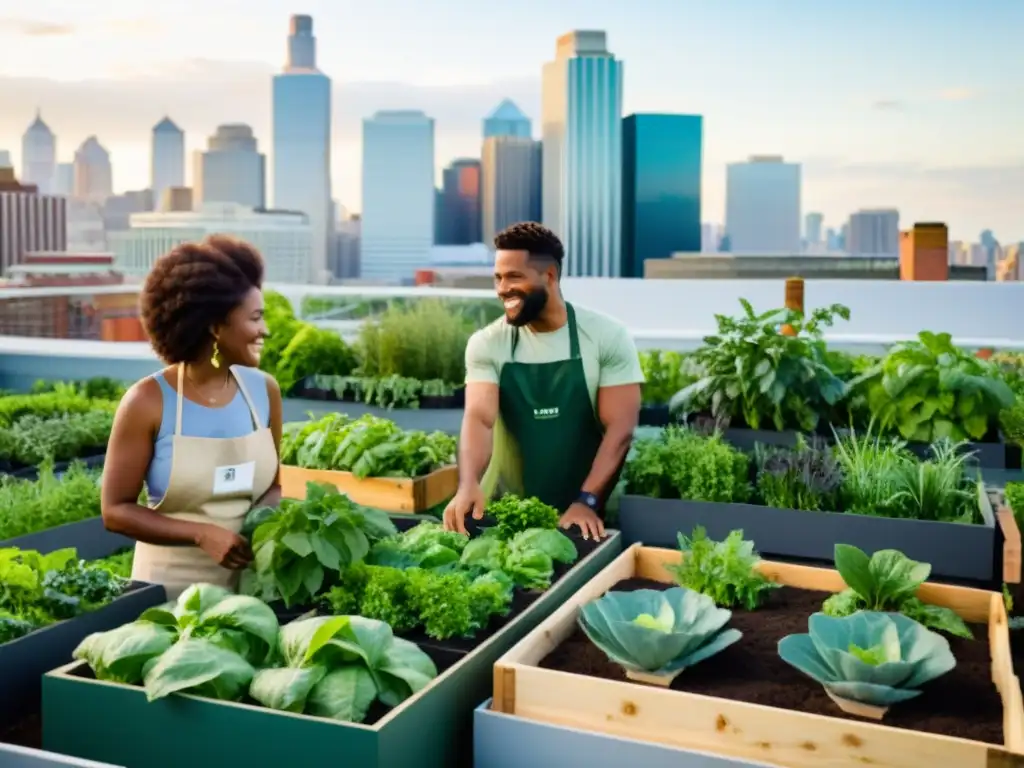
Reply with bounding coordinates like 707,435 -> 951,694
1,582 -> 166,728
473,700 -> 773,768
720,427 -> 802,452
619,484 -> 998,583
1,517 -> 133,561
0,744 -> 123,768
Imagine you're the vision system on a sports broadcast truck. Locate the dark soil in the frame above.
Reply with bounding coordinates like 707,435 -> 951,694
540,578 -> 1004,745
0,712 -> 39,747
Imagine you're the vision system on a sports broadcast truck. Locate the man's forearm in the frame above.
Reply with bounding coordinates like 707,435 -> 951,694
580,425 -> 634,501
458,416 -> 493,488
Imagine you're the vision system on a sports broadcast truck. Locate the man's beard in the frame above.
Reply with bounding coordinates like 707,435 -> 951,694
503,287 -> 549,327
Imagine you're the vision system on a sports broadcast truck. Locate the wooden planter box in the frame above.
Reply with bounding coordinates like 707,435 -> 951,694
492,544 -> 1024,768
474,698 -> 774,768
279,464 -> 459,513
1,517 -> 134,561
0,582 -> 166,728
618,481 -> 1012,584
41,533 -> 624,768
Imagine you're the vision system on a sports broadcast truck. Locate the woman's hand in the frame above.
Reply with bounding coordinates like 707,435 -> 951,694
195,525 -> 253,570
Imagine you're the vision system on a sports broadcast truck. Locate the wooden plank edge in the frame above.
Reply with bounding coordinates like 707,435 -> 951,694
997,505 -> 1022,584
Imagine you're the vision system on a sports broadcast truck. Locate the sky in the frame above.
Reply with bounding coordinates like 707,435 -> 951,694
0,0 -> 1021,242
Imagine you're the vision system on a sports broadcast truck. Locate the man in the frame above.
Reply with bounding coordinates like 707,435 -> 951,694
442,222 -> 644,540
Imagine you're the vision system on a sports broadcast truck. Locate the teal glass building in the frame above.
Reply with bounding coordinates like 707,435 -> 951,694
621,114 -> 702,278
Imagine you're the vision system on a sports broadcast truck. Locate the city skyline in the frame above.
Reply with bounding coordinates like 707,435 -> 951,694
0,0 -> 1021,241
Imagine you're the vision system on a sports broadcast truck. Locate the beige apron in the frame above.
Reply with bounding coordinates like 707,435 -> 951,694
131,364 -> 279,600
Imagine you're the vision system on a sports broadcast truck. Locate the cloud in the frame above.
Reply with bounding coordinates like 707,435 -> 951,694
871,99 -> 904,111
0,60 -> 540,147
0,17 -> 76,37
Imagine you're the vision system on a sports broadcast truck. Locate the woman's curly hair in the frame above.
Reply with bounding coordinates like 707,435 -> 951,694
139,235 -> 264,364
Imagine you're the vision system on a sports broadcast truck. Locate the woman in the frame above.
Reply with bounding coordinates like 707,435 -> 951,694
101,235 -> 282,599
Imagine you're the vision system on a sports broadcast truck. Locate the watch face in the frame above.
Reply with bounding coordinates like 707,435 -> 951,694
583,493 -> 598,507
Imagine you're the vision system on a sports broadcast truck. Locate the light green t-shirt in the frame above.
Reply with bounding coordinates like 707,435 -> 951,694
464,303 -> 645,400
464,303 -> 645,500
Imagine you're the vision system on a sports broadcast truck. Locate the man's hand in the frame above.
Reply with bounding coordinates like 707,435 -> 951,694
559,503 -> 605,541
443,483 -> 486,534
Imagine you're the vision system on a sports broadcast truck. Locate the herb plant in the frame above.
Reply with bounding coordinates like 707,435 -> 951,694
665,527 -> 779,611
670,298 -> 850,432
239,482 -> 398,607
847,331 -> 1014,442
0,462 -> 102,541
823,544 -> 972,638
623,427 -> 750,503
638,350 -> 697,406
754,439 -> 842,511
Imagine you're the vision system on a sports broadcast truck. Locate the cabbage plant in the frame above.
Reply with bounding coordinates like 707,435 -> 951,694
778,611 -> 956,717
578,587 -> 741,685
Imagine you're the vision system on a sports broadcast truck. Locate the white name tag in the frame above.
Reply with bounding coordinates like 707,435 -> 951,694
212,461 -> 256,495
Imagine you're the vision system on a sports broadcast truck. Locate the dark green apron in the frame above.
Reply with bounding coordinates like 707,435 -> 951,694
498,303 -> 605,514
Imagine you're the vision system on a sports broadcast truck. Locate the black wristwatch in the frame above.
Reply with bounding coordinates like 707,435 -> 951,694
576,491 -> 600,512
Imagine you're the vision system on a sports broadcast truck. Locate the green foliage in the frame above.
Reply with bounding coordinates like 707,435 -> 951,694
1,546 -> 128,643
754,439 -> 842,512
665,527 -> 780,611
357,299 -> 472,384
1006,482 -> 1024,529
486,494 -> 560,539
281,412 -> 457,479
0,410 -> 113,466
823,544 -> 971,638
670,298 -> 851,432
638,350 -> 697,406
847,331 -> 1014,442
239,482 -> 398,607
275,324 -> 358,395
623,427 -> 751,503
0,462 -> 102,541
88,549 -> 134,579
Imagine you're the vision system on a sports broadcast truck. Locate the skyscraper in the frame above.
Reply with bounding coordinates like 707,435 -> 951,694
361,110 -> 434,283
193,124 -> 265,209
21,111 -> 56,194
804,212 -> 824,248
847,209 -> 899,257
73,136 -> 113,204
483,100 -> 532,140
621,113 -> 702,278
437,159 -> 482,245
272,15 -> 332,284
0,150 -> 11,169
542,31 -> 623,276
481,136 -> 541,246
0,167 -> 66,274
151,117 -> 185,210
725,156 -> 801,254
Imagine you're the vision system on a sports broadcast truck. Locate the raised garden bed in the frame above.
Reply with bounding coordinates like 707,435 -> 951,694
41,532 -> 624,768
1,454 -> 106,482
1,582 -> 166,729
0,744 -> 123,768
294,378 -> 466,410
1,517 -> 134,561
474,698 -> 775,768
492,544 -> 1024,768
279,464 -> 459,512
618,481 -> 1009,584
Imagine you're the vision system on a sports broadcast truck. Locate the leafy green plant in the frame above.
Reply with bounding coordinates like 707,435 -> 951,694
486,494 -> 560,539
1006,482 -> 1024,530
460,528 -> 578,590
89,549 -> 134,579
623,427 -> 750,502
282,413 -> 457,479
779,611 -> 956,711
665,527 -> 779,610
311,374 -> 457,409
0,462 -> 102,540
822,544 -> 971,638
847,331 -> 1014,442
670,298 -> 851,432
357,299 -> 472,384
239,482 -> 397,607
638,350 -> 697,406
754,439 -> 842,511
579,587 -> 742,683
250,615 -> 437,723
0,410 -> 113,466
275,324 -> 358,395
1,546 -> 128,643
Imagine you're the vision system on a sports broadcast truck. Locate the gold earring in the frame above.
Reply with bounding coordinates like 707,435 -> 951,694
211,340 -> 221,369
